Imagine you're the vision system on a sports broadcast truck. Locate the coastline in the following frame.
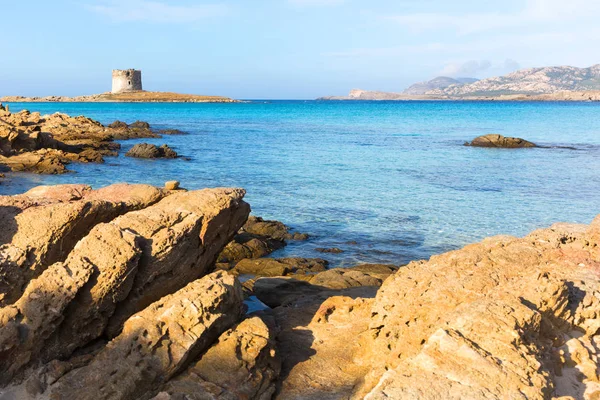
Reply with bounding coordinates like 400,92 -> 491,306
0,181 -> 599,398
0,91 -> 238,103
318,89 -> 600,102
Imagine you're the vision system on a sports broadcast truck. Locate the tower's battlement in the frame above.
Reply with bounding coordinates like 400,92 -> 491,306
111,69 -> 142,94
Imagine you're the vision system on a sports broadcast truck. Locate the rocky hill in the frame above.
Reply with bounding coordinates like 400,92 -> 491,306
428,64 -> 600,97
319,64 -> 600,100
403,76 -> 478,95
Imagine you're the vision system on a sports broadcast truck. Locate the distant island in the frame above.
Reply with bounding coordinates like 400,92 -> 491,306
1,69 -> 237,103
319,64 -> 600,101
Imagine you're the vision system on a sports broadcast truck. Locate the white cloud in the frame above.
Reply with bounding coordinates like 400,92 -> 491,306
440,60 -> 491,77
288,0 -> 344,7
385,0 -> 600,35
439,59 -> 522,78
503,59 -> 520,72
87,0 -> 228,23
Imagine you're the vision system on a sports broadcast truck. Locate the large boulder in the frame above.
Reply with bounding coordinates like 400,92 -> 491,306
40,223 -> 143,362
255,218 -> 600,399
104,188 -> 250,337
155,315 -> 281,400
0,183 -> 166,306
0,186 -> 250,391
47,271 -> 243,400
466,134 -> 536,148
0,260 -> 94,384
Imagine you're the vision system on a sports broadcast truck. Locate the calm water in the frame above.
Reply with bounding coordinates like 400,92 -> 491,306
2,100 -> 600,266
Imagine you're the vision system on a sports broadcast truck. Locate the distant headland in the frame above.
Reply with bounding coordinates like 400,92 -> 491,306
0,69 -> 237,103
319,63 -> 600,101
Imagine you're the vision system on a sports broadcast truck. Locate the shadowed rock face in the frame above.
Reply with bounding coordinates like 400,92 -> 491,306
48,272 -> 244,400
154,314 -> 281,400
466,134 -> 537,148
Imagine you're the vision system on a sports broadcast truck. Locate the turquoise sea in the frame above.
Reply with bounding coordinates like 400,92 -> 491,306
2,101 -> 600,266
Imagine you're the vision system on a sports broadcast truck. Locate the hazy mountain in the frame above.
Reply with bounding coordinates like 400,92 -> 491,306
427,64 -> 600,97
403,76 -> 478,95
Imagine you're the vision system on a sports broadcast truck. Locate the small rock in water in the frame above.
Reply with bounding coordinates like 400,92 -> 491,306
159,129 -> 187,135
129,121 -> 151,129
165,181 -> 180,190
466,134 -> 536,148
315,247 -> 344,254
126,143 -> 178,159
108,120 -> 128,129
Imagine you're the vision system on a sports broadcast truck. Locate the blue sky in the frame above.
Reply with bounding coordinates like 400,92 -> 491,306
1,0 -> 599,99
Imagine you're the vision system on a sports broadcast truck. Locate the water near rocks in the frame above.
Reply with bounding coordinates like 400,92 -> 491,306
2,100 -> 600,266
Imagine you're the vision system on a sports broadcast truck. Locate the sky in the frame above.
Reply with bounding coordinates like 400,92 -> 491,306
1,0 -> 599,99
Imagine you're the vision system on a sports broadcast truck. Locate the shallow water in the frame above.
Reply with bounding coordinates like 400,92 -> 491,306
2,100 -> 600,266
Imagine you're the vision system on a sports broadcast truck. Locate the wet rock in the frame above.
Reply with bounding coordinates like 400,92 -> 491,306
156,314 -> 280,400
234,257 -> 328,277
108,120 -> 128,130
159,129 -> 187,135
217,216 -> 309,269
125,143 -> 178,159
466,134 -> 537,148
0,109 -> 174,174
48,271 -> 244,400
129,120 -> 151,129
244,216 -> 308,242
315,247 -> 344,254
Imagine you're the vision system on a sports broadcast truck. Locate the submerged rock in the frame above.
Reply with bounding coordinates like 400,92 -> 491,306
217,216 -> 309,270
125,143 -> 178,159
466,134 -> 537,148
159,129 -> 187,135
315,247 -> 344,254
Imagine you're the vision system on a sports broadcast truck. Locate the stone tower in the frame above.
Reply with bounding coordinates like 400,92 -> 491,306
111,69 -> 142,93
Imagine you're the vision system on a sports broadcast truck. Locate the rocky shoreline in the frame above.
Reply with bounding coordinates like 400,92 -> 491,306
0,182 -> 599,399
0,104 -> 185,181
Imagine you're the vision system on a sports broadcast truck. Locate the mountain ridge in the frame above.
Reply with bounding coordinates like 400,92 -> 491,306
318,63 -> 600,100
